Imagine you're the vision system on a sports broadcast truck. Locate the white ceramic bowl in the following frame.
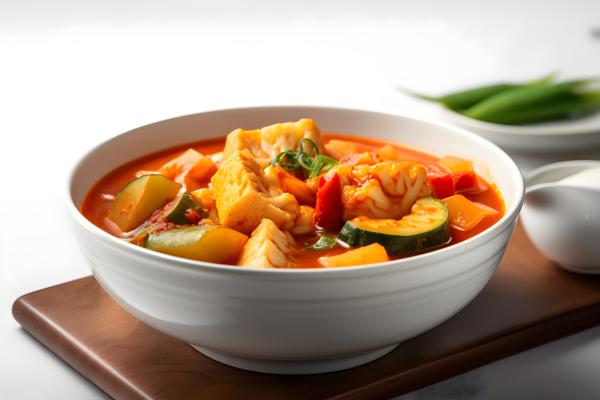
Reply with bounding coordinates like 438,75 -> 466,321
67,106 -> 524,374
440,108 -> 600,154
521,160 -> 600,274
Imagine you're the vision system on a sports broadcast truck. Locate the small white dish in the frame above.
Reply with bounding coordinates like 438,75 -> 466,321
521,160 -> 600,274
440,108 -> 600,154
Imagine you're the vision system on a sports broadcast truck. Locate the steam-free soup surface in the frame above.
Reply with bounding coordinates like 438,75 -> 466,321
82,120 -> 504,268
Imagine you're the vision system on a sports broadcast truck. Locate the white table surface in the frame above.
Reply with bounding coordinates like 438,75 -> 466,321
2,1 -> 600,398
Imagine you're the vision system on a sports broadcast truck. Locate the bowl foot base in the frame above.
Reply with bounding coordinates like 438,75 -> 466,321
558,263 -> 600,275
189,344 -> 399,375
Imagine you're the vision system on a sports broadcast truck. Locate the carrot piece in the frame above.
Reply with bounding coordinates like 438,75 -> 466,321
443,194 -> 497,231
275,166 -> 316,206
319,243 -> 389,267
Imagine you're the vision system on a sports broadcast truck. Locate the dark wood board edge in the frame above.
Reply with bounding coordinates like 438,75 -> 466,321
12,294 -> 144,400
11,280 -> 600,400
331,303 -> 600,400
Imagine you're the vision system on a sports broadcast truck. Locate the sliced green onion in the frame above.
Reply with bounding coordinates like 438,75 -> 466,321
298,138 -> 320,155
297,152 -> 314,171
272,138 -> 338,178
309,155 -> 338,178
272,150 -> 300,171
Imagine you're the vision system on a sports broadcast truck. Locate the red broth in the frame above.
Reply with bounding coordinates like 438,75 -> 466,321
82,134 -> 505,267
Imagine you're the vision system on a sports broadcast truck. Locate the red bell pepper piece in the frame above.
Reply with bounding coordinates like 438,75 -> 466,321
429,171 -> 488,198
452,171 -> 487,194
315,174 -> 344,230
428,174 -> 455,199
452,171 -> 477,193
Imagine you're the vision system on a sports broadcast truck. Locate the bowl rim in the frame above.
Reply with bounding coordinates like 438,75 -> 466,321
66,105 -> 525,276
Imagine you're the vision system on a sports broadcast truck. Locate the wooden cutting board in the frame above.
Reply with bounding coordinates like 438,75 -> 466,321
12,224 -> 600,400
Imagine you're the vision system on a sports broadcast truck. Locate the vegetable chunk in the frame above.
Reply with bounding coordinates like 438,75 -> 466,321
439,156 -> 473,173
163,192 -> 206,224
443,194 -> 498,231
145,225 -> 248,263
160,148 -> 217,186
275,166 -> 316,205
319,243 -> 389,267
109,174 -> 181,231
339,197 -> 450,255
315,173 -> 344,230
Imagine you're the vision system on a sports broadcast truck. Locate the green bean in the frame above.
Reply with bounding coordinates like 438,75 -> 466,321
434,83 -> 517,111
403,73 -> 556,111
462,80 -> 589,123
466,90 -> 600,125
403,83 -> 517,111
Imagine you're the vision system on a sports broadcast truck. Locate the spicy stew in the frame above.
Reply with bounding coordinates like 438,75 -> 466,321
82,119 -> 504,268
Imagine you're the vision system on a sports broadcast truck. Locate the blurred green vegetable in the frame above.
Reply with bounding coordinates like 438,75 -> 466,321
464,80 -> 586,123
409,83 -> 517,111
404,74 -> 600,125
467,90 -> 600,125
304,235 -> 338,251
403,74 -> 555,111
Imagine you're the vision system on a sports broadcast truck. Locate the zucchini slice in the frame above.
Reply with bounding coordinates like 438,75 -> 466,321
109,174 -> 181,232
163,192 -> 206,224
338,197 -> 450,255
144,225 -> 248,263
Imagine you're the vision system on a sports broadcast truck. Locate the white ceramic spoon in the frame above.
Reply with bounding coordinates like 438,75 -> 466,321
557,167 -> 600,188
521,161 -> 600,274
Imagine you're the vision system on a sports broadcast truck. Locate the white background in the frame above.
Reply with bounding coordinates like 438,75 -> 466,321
1,1 -> 600,398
